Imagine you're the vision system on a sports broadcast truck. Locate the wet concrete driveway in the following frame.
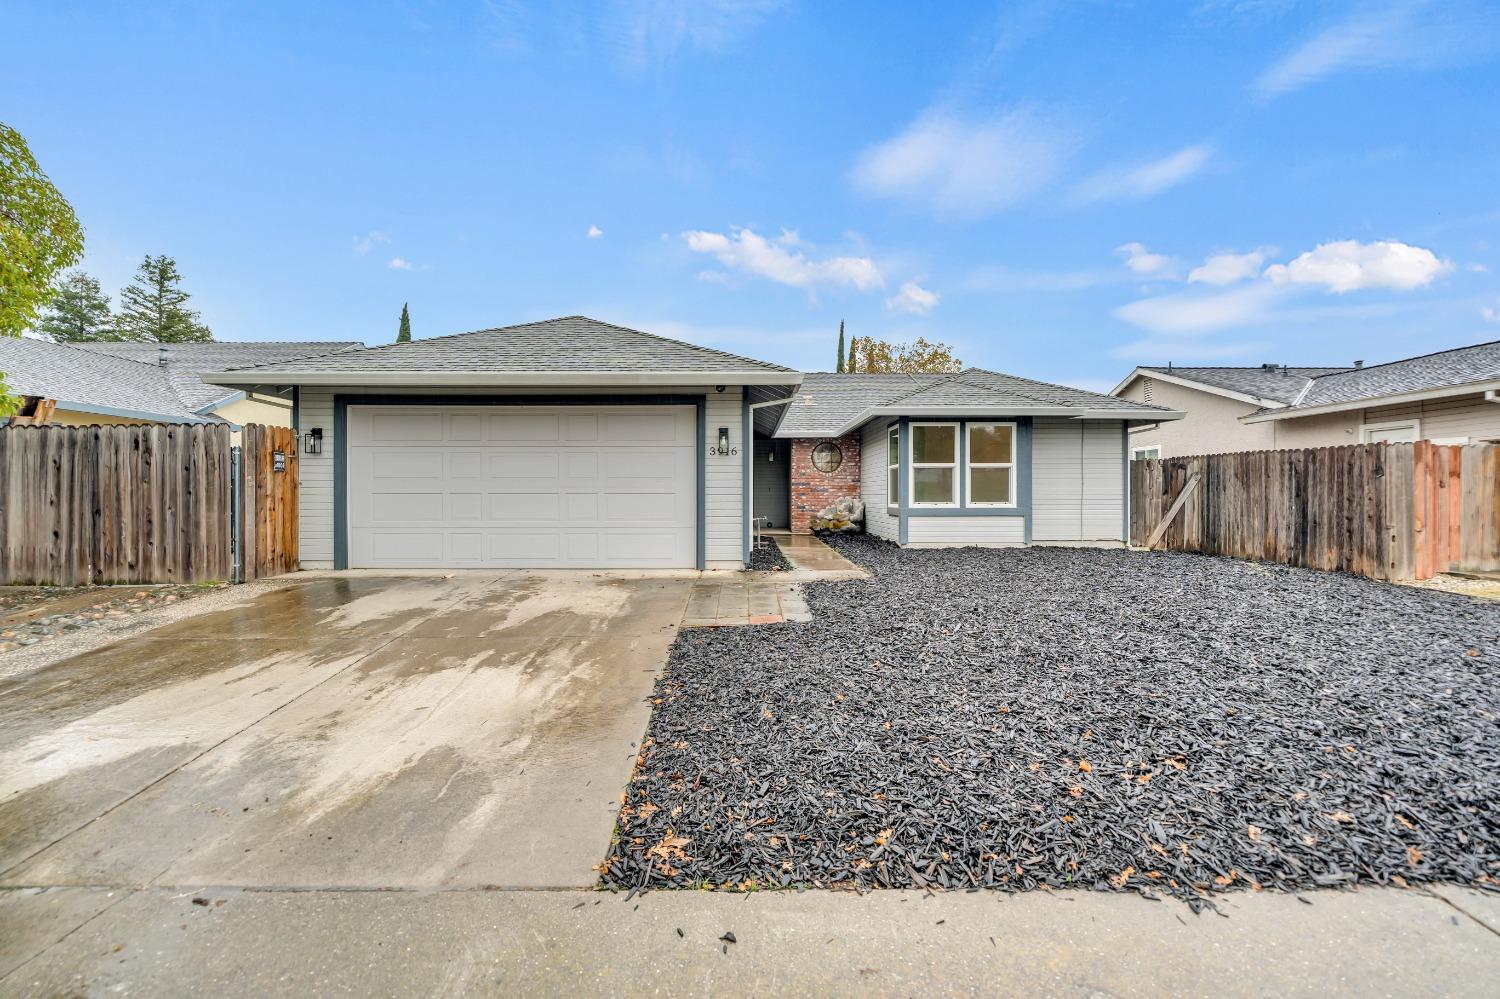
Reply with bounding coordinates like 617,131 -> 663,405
0,572 -> 694,891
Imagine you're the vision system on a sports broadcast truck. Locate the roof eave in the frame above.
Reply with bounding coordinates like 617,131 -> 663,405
50,400 -> 210,424
777,405 -> 1185,438
199,370 -> 804,388
1241,378 -> 1500,424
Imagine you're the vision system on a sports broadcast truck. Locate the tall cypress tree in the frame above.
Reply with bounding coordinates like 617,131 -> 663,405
836,320 -> 845,373
35,270 -> 113,342
115,255 -> 212,342
396,303 -> 412,343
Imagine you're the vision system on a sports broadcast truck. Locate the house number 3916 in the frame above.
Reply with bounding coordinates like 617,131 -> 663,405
708,445 -> 739,456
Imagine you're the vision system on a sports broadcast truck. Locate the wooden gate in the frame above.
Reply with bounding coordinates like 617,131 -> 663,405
0,422 -> 298,585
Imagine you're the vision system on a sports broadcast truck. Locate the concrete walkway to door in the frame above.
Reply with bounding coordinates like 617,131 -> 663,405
0,571 -> 693,895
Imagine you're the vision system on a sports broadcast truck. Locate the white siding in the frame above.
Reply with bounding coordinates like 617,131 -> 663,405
295,385 -> 745,570
1032,417 -> 1125,543
704,387 -> 744,567
861,419 -> 899,542
1362,393 -> 1500,444
905,516 -> 1024,546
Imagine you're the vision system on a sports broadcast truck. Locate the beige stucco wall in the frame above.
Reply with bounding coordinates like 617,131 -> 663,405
212,393 -> 293,428
45,409 -> 155,427
1119,377 -> 1279,457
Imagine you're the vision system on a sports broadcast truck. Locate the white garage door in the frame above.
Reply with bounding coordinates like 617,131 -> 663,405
346,405 -> 697,568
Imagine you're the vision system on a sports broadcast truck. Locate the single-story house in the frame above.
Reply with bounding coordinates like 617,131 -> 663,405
205,316 -> 1181,571
1112,339 -> 1500,458
0,337 -> 360,434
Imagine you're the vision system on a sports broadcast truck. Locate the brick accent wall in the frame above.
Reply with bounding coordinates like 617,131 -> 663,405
790,433 -> 863,534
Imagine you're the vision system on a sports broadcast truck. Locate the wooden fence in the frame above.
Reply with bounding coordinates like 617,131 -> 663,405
1129,441 -> 1500,582
0,423 -> 298,585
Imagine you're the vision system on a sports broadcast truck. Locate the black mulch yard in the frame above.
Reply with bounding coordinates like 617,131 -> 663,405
747,538 -> 792,573
601,535 -> 1500,908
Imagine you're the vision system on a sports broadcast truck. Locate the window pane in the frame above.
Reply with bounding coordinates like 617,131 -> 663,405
887,468 -> 898,505
969,424 -> 1013,464
888,429 -> 898,465
971,467 -> 1012,504
913,467 -> 954,503
913,424 -> 956,463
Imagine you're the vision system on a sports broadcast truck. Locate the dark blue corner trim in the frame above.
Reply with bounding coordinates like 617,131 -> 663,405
742,393 -> 751,565
1120,422 -> 1129,543
290,385 -> 300,432
332,393 -> 709,571
897,417 -> 910,544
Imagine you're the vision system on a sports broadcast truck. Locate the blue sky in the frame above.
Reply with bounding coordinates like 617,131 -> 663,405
8,1 -> 1500,390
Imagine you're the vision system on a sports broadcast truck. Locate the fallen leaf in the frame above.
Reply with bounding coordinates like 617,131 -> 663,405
1109,866 -> 1134,888
1407,846 -> 1423,866
1078,760 -> 1093,773
1247,825 -> 1262,841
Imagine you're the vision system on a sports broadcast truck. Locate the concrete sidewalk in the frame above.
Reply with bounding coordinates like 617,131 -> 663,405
2,884 -> 1496,996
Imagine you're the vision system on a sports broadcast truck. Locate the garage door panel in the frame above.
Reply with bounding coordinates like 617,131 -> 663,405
347,405 -> 697,568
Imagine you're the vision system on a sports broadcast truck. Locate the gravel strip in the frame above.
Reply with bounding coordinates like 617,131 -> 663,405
602,536 -> 1500,908
748,539 -> 793,573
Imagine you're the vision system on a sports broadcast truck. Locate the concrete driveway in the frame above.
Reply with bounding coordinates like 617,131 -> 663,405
0,571 -> 694,892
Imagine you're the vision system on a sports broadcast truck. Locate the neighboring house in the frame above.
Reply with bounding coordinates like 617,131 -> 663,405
1110,364 -> 1351,458
1113,340 -> 1500,458
203,316 -> 1182,571
0,338 -> 360,435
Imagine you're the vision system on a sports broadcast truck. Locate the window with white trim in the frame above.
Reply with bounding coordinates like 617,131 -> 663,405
910,422 -> 958,506
887,425 -> 899,506
1131,445 -> 1162,460
966,422 -> 1016,506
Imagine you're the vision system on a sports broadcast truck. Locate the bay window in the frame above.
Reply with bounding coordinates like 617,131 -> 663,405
911,422 -> 958,506
966,422 -> 1016,507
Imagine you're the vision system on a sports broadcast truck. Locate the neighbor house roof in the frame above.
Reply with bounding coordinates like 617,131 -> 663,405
75,341 -> 362,411
772,370 -> 1181,438
1243,339 -> 1500,423
0,337 -> 209,423
1110,365 -> 1351,408
203,316 -> 802,387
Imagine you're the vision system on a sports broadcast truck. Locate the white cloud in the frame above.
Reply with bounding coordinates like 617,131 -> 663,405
353,230 -> 390,255
606,0 -> 787,68
1254,1 -> 1499,99
682,227 -> 884,293
1189,250 -> 1267,286
885,280 -> 940,315
587,225 -> 604,239
1073,145 -> 1213,204
1483,300 -> 1500,324
1114,283 -> 1280,334
1263,240 -> 1451,293
1115,242 -> 1177,277
387,257 -> 414,271
850,108 -> 1072,219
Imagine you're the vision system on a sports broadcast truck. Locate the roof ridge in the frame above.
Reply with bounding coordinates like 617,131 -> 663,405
41,337 -> 170,372
962,366 -> 1124,405
880,370 -> 964,406
1304,338 -> 1500,381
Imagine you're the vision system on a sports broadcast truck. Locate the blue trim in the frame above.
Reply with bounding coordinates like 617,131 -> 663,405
741,393 -> 751,565
893,417 -> 1034,542
290,386 -> 300,431
897,418 -> 910,544
331,393 -> 708,572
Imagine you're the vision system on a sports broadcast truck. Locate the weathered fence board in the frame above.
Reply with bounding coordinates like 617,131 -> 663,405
0,422 -> 299,586
1130,441 -> 1500,582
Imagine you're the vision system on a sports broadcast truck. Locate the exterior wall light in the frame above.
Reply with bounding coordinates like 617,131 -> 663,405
717,426 -> 730,455
303,427 -> 323,454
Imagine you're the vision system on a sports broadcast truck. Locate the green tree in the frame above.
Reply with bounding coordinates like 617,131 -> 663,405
856,336 -> 961,373
397,302 -> 412,343
835,320 -> 845,373
35,270 -> 113,342
115,255 -> 213,343
847,334 -> 857,373
1,122 -> 85,413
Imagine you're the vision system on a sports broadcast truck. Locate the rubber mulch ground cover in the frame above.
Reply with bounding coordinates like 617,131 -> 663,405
748,539 -> 792,573
601,535 -> 1500,909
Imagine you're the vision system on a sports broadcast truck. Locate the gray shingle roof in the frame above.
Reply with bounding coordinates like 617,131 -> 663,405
208,316 -> 796,380
0,338 -> 206,422
74,341 -> 362,410
773,370 -> 1175,437
1137,366 -> 1351,405
1272,340 -> 1500,413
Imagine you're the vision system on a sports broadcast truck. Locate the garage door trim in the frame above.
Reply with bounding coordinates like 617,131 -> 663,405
332,394 -> 706,570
